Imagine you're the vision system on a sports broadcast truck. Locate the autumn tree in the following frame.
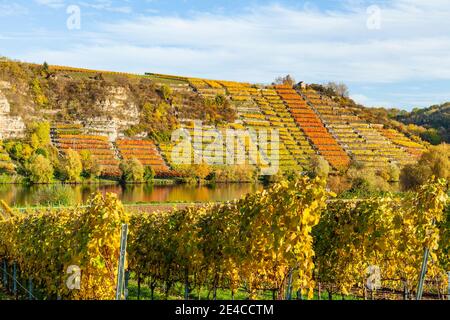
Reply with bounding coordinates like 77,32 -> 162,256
64,149 -> 83,183
28,155 -> 54,184
120,157 -> 144,183
400,144 -> 449,190
324,82 -> 349,98
274,75 -> 296,86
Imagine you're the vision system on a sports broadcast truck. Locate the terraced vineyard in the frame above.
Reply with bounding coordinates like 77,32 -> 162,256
52,124 -> 121,177
1,63 -> 427,177
276,85 -> 350,170
377,128 -> 427,159
115,139 -> 175,177
299,89 -> 416,169
219,81 -> 275,171
257,88 -> 314,170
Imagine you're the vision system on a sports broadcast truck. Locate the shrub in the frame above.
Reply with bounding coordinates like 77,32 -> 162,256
309,155 -> 330,180
327,175 -> 352,194
159,84 -> 172,101
175,163 -> 213,184
211,165 -> 258,183
5,141 -> 34,164
345,165 -> 391,196
120,157 -> 144,183
400,144 -> 449,190
388,163 -> 400,182
31,185 -> 76,206
28,155 -> 54,184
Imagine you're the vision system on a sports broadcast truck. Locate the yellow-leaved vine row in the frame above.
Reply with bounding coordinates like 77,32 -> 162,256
314,178 -> 449,296
128,176 -> 331,300
0,194 -> 129,300
0,177 -> 448,300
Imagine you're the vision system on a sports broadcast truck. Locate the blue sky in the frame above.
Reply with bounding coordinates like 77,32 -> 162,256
1,0 -> 449,110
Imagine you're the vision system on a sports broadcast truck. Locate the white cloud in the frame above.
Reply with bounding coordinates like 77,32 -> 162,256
79,0 -> 132,14
34,0 -> 65,9
0,3 -> 28,16
14,0 -> 450,108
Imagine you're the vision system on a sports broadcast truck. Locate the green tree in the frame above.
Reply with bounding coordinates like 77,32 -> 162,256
41,62 -> 50,77
79,150 -> 101,179
144,166 -> 156,183
5,141 -> 34,164
420,128 -> 442,145
120,157 -> 144,183
28,155 -> 54,184
215,94 -> 226,106
64,149 -> 83,183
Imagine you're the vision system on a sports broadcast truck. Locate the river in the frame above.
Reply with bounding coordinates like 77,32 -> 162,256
0,183 -> 264,207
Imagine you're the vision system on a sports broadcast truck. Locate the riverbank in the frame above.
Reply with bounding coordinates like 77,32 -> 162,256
0,174 -> 176,186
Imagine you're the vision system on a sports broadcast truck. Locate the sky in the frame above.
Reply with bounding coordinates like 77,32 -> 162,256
1,0 -> 449,110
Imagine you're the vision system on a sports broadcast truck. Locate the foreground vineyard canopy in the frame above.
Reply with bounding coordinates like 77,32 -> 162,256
0,61 -> 429,177
0,178 -> 448,300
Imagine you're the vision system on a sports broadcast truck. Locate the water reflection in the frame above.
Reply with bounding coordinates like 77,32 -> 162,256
0,183 -> 264,207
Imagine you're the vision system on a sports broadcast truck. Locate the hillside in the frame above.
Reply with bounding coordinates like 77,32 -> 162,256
0,58 -> 430,179
395,103 -> 450,144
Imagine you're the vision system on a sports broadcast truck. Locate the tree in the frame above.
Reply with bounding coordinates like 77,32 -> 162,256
120,158 -> 144,183
64,149 -> 83,183
79,150 -> 101,179
144,166 -> 156,183
214,94 -> 226,106
28,122 -> 51,150
400,144 -> 449,190
193,162 -> 211,182
274,75 -> 296,86
31,78 -> 49,109
420,128 -> 442,145
41,62 -> 50,77
388,163 -> 400,182
28,155 -> 54,184
160,84 -> 173,101
5,141 -> 34,164
324,82 -> 349,98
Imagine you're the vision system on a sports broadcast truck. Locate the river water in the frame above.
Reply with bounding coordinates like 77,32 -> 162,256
0,183 -> 264,207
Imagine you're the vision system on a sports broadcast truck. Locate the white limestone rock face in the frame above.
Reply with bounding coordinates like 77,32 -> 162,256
0,89 -> 26,139
0,90 -> 11,114
0,81 -> 11,90
99,86 -> 140,126
91,86 -> 140,137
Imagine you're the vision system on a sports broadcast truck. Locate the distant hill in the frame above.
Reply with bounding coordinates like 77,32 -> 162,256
395,103 -> 450,144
